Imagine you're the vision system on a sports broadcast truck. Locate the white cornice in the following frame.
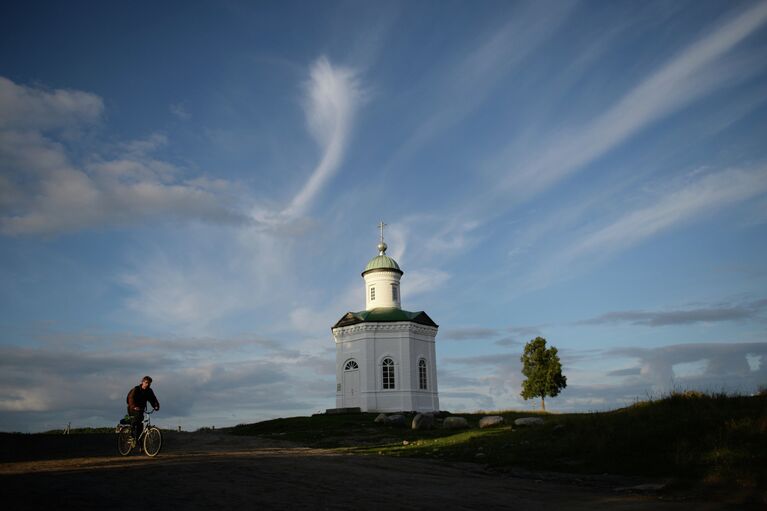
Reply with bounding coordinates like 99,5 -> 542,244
333,321 -> 438,340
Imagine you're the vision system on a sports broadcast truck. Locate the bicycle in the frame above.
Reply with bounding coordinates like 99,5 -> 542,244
116,408 -> 162,457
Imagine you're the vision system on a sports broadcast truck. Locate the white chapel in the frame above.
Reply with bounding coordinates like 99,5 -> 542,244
331,223 -> 440,413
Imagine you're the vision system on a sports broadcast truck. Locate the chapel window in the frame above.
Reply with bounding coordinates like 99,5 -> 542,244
382,358 -> 395,389
344,360 -> 359,371
370,286 -> 376,301
392,284 -> 398,301
418,359 -> 428,390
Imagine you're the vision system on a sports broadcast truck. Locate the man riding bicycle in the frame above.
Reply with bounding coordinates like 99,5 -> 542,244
127,376 -> 160,441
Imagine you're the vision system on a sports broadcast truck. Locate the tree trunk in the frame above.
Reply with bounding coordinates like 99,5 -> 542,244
540,397 -> 546,411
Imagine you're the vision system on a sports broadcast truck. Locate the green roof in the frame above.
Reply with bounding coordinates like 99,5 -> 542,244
332,307 -> 438,329
362,254 -> 403,276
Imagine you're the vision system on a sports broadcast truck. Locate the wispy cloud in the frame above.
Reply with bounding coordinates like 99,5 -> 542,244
121,224 -> 295,332
402,268 -> 450,301
444,353 -> 519,367
169,102 -> 191,120
605,367 -> 642,377
283,57 -> 363,218
441,327 -> 501,342
440,325 -> 540,345
580,298 -> 767,327
500,1 -> 767,199
570,166 -> 767,257
524,165 -> 767,290
396,1 -> 767,290
391,0 -> 576,165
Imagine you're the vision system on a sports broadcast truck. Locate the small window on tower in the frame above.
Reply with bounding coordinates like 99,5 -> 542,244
392,284 -> 398,301
370,286 -> 376,301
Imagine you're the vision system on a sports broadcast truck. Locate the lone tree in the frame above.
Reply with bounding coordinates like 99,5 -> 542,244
520,337 -> 567,411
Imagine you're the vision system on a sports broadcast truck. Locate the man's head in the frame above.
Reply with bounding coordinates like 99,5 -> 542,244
141,376 -> 152,390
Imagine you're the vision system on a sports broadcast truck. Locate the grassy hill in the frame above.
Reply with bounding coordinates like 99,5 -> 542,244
232,392 -> 766,488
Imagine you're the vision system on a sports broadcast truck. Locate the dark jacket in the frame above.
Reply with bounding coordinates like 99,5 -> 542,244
127,385 -> 159,412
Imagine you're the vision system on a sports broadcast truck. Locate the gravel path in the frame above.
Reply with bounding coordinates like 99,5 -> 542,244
0,432 -> 757,510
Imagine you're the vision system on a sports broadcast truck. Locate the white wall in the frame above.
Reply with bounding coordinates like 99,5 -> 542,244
333,321 -> 439,412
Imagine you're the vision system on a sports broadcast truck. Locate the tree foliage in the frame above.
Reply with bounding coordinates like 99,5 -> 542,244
520,337 -> 567,411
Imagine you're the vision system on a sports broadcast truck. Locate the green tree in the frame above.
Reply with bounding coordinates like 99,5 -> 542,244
520,337 -> 567,411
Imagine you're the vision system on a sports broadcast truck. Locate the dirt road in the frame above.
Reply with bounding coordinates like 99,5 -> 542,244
0,432 -> 758,510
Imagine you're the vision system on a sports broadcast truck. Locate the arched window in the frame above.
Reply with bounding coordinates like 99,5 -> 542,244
382,358 -> 395,389
344,360 -> 359,371
418,359 -> 428,390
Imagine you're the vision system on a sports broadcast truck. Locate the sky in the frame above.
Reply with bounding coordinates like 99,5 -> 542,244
1,0 -> 766,433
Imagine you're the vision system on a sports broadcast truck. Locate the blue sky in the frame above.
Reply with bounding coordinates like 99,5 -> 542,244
1,0 -> 766,432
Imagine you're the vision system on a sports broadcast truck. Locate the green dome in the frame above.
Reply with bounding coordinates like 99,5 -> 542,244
362,254 -> 403,276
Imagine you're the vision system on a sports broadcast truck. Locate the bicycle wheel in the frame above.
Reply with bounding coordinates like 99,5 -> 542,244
143,427 -> 162,457
117,425 -> 133,456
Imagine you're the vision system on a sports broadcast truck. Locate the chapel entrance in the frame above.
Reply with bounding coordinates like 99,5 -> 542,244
343,360 -> 360,408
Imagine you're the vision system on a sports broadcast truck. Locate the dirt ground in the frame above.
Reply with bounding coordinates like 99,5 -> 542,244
0,432 -> 761,510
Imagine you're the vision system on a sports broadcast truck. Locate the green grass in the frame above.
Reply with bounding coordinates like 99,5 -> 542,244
232,392 -> 766,488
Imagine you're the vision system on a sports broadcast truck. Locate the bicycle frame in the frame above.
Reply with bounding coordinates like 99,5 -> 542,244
134,408 -> 155,441
118,408 -> 161,456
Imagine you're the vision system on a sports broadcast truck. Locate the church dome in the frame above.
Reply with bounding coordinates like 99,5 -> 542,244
362,236 -> 403,276
362,254 -> 402,275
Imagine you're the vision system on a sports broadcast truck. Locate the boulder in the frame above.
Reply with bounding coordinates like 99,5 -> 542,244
411,413 -> 434,430
385,414 -> 407,427
479,415 -> 505,429
443,416 -> 469,429
374,413 -> 387,424
514,417 -> 544,427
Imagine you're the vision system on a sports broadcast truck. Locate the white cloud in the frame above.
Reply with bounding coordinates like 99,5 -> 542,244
402,269 -> 450,301
389,213 -> 483,268
0,331 -> 335,432
169,102 -> 191,120
284,57 -> 363,218
607,341 -> 767,393
0,77 -> 250,236
437,340 -> 767,414
120,223 -> 296,333
0,76 -> 103,131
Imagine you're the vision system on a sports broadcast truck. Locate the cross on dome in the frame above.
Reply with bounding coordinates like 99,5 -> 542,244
377,220 -> 388,255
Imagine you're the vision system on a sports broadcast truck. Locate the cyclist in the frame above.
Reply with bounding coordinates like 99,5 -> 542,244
127,376 -> 160,442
